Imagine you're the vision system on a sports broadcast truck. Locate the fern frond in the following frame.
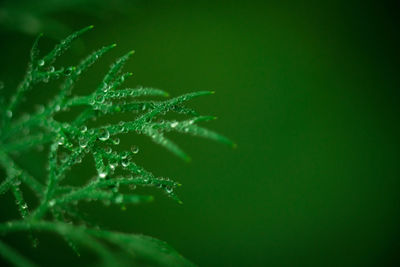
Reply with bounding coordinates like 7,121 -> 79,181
0,26 -> 233,266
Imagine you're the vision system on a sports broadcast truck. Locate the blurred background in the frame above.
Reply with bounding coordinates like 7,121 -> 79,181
1,0 -> 399,266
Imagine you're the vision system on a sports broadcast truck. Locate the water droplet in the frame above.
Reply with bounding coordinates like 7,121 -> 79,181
121,152 -> 129,159
58,137 -> 65,145
99,171 -> 107,179
80,125 -> 87,133
131,146 -> 139,154
121,159 -> 130,167
98,129 -> 110,141
112,137 -> 120,145
38,59 -> 45,66
49,66 -> 55,72
21,203 -> 28,210
170,121 -> 178,128
54,105 -> 60,112
96,94 -> 105,103
65,67 -> 73,76
165,186 -> 173,194
79,137 -> 88,148
105,147 -> 112,154
49,199 -> 56,207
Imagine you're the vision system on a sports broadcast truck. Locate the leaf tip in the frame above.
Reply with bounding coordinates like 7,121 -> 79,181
129,50 -> 135,55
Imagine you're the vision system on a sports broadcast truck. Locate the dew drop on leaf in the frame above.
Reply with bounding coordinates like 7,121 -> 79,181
98,129 -> 110,141
65,67 -> 73,76
79,137 -> 88,148
57,137 -> 65,145
112,137 -> 120,145
121,151 -> 129,159
121,159 -> 130,167
96,94 -> 105,103
99,169 -> 107,179
131,146 -> 139,154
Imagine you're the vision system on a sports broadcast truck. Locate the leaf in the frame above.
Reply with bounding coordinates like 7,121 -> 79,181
88,229 -> 195,267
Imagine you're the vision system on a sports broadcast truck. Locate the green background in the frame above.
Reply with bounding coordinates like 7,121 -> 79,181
1,1 -> 399,266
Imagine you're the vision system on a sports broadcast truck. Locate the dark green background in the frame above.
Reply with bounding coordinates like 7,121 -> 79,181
1,1 -> 399,266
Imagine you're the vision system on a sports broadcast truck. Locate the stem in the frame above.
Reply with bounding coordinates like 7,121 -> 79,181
0,220 -> 117,266
0,240 -> 38,267
0,149 -> 43,197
